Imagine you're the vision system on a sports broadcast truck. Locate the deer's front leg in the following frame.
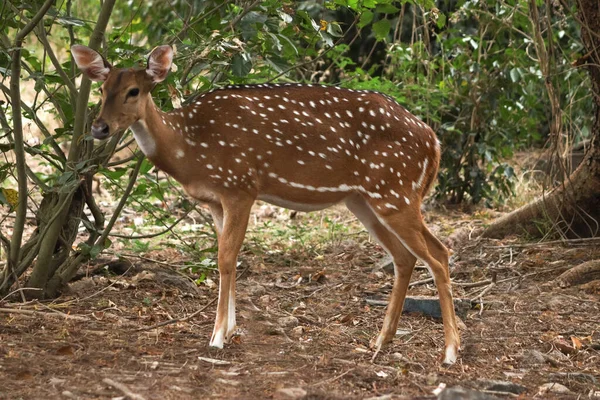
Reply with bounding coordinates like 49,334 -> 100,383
209,196 -> 253,349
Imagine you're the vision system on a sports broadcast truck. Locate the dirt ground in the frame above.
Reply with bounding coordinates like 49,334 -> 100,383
1,206 -> 599,400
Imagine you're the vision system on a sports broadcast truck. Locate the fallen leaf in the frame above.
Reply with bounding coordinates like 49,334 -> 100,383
56,345 -> 74,356
339,313 -> 353,324
15,370 -> 33,380
570,336 -> 582,350
311,270 -> 326,282
554,338 -> 577,355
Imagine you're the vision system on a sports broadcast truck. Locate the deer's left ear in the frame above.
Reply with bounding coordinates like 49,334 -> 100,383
146,45 -> 173,83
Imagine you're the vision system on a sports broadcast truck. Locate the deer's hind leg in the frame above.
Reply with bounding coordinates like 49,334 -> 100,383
345,194 -> 417,350
365,199 -> 460,364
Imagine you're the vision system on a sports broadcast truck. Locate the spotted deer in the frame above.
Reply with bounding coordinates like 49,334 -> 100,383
71,44 -> 460,364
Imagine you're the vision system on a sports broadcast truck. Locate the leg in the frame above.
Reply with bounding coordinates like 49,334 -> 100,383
368,201 -> 460,364
345,195 -> 417,350
209,195 -> 253,348
209,203 -> 224,240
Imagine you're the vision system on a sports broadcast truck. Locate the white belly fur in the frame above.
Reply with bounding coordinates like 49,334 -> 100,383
257,194 -> 339,212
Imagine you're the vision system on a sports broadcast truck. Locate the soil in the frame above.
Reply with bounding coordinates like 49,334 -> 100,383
1,206 -> 599,399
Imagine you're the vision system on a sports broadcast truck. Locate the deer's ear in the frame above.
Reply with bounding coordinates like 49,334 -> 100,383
146,45 -> 173,83
71,45 -> 111,82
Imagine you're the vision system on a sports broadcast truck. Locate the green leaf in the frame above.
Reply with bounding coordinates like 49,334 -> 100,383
231,53 -> 252,77
362,0 -> 377,8
436,13 -> 447,29
140,158 -> 154,175
90,244 -> 104,259
358,11 -> 374,28
510,68 -> 520,82
327,21 -> 343,37
101,168 -> 127,180
57,171 -> 74,185
375,4 -> 399,14
372,19 -> 391,41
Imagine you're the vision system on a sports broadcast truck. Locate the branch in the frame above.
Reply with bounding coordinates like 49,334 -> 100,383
7,0 -> 55,280
35,24 -> 77,98
68,0 -> 116,163
109,212 -> 190,240
226,0 -> 261,32
97,155 -> 144,245
268,16 -> 360,83
0,81 -> 66,164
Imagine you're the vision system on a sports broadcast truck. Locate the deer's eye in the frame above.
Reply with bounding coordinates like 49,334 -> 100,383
127,88 -> 140,97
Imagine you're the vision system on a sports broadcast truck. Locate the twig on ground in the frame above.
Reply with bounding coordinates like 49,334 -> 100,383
0,287 -> 42,302
371,347 -> 381,363
454,279 -> 493,288
102,378 -> 147,400
198,356 -> 232,365
0,307 -> 89,320
104,250 -> 181,269
136,297 -> 217,332
470,282 -> 496,303
409,277 -> 434,287
484,236 -> 600,248
311,368 -> 354,387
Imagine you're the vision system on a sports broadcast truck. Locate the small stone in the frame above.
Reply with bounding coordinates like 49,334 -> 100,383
478,380 -> 527,395
522,349 -> 546,365
290,326 -> 305,337
538,382 -> 571,394
275,387 -> 307,399
438,386 -> 501,400
390,352 -> 410,362
277,316 -> 299,327
246,283 -> 267,296
259,294 -> 271,304
365,395 -> 393,400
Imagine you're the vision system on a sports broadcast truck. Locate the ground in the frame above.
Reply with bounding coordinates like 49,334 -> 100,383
1,205 -> 599,399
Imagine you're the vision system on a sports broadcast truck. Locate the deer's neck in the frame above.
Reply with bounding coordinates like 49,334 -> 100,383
130,99 -> 188,179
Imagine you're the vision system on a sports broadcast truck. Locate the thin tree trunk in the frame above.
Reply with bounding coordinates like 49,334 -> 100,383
22,0 -> 117,297
482,0 -> 600,240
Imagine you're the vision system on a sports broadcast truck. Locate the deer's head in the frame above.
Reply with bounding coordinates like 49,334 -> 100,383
71,45 -> 173,139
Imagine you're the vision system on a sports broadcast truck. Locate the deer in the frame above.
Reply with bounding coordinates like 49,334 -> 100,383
71,44 -> 460,364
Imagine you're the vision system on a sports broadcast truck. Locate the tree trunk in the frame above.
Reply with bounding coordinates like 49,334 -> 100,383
482,0 -> 600,239
0,0 -> 118,298
25,184 -> 87,297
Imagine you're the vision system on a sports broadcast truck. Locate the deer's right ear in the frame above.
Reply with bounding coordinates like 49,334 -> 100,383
71,45 -> 111,82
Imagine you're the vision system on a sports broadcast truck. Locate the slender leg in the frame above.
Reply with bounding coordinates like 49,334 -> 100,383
209,196 -> 253,348
345,195 -> 417,350
366,200 -> 460,364
209,203 -> 224,240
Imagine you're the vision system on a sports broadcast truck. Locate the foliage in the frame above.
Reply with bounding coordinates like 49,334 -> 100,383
337,0 -> 592,204
0,0 -> 594,296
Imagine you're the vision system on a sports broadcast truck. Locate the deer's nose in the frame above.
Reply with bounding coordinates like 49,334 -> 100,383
91,120 -> 110,139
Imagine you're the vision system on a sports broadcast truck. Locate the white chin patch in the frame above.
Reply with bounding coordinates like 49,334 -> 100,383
130,120 -> 156,157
